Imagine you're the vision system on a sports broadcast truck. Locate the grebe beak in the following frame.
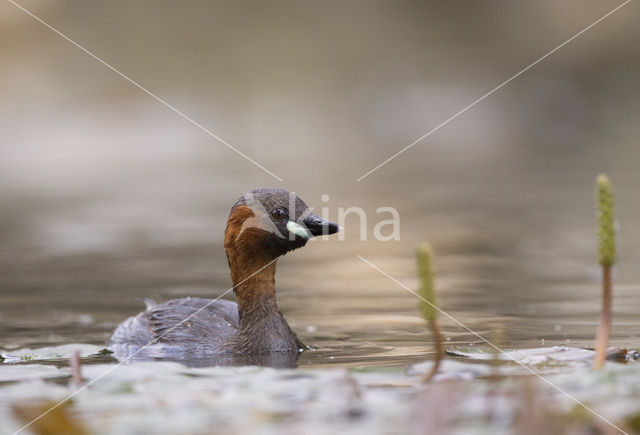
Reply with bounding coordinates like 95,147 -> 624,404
302,213 -> 340,237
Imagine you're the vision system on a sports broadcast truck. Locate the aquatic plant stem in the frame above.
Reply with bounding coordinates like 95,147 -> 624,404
594,174 -> 616,370
70,350 -> 83,388
416,243 -> 443,382
594,265 -> 612,369
423,318 -> 443,382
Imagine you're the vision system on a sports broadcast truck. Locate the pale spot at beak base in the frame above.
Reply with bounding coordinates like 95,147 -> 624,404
287,221 -> 311,239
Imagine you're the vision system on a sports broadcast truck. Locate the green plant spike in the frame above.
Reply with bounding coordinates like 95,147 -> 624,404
417,243 -> 437,322
596,174 -> 616,267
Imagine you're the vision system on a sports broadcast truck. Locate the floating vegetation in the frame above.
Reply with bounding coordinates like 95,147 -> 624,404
447,345 -> 639,367
0,355 -> 638,434
12,400 -> 86,435
1,345 -> 106,364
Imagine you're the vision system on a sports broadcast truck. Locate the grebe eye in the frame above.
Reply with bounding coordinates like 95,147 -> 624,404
271,207 -> 288,220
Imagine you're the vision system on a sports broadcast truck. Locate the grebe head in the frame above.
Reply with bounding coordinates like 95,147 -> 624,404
225,188 -> 340,261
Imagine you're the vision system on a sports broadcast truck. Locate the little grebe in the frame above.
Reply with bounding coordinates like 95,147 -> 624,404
109,188 -> 339,363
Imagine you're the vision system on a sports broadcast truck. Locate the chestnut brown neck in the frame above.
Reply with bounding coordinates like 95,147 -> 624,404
224,205 -> 278,311
231,260 -> 279,324
224,206 -> 299,352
